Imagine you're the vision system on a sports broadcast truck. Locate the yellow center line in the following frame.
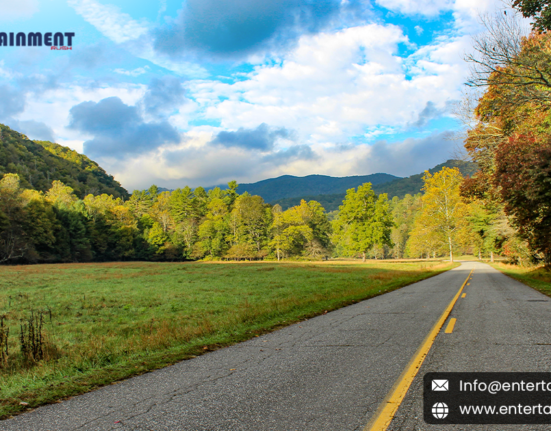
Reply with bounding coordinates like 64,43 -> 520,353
364,268 -> 473,431
445,318 -> 457,333
461,293 -> 466,298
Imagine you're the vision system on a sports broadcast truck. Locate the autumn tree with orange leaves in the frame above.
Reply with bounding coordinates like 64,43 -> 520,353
463,11 -> 551,265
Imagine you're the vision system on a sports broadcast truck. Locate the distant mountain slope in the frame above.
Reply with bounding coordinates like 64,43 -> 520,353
271,159 -> 478,211
236,173 -> 400,202
0,124 -> 129,199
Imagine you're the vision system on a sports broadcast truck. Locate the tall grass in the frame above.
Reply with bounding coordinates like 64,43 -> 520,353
0,260 -> 454,418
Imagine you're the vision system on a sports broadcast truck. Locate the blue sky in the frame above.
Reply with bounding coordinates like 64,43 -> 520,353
0,0 -> 508,190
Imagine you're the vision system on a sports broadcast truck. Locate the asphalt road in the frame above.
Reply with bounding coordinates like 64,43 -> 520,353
389,262 -> 551,431
2,262 -> 549,431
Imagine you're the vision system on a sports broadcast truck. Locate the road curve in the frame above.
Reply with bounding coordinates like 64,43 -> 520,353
3,262 -> 547,431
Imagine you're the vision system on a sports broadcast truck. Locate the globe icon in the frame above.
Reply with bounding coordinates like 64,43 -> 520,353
432,402 -> 449,419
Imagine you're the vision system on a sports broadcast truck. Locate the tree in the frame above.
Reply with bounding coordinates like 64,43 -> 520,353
170,186 -> 196,222
415,168 -> 468,262
513,0 -> 551,32
151,191 -> 173,232
493,134 -> 551,265
406,222 -> 441,259
0,174 -> 28,262
270,204 -> 284,261
389,194 -> 422,258
332,183 -> 393,262
46,181 -> 77,208
465,13 -> 546,108
127,190 -> 154,218
147,222 -> 169,256
231,194 -> 269,253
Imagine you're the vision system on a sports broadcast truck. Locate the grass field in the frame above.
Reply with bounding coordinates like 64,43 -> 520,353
491,263 -> 551,296
0,260 -> 455,418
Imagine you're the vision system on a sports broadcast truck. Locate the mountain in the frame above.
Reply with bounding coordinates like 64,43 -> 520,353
234,173 -> 400,203
270,159 -> 478,211
0,124 -> 129,199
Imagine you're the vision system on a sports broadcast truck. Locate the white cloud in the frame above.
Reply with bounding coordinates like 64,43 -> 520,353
15,83 -> 146,151
189,24 -> 464,145
0,0 -> 38,20
68,0 -> 149,44
452,0 -> 507,33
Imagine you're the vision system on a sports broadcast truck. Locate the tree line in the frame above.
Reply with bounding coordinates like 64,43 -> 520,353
1,164 -> 537,265
0,174 -> 386,263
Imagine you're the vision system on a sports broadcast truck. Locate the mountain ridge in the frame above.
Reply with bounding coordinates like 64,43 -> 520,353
270,159 -> 478,211
232,172 -> 400,202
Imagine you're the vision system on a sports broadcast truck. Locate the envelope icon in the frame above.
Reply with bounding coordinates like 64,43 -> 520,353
432,379 -> 449,391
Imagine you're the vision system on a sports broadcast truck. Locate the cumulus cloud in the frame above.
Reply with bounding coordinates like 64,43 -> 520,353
110,131 -> 321,190
153,0 -> 342,60
68,97 -> 180,158
142,76 -> 187,117
191,24 -> 463,145
212,123 -> 293,151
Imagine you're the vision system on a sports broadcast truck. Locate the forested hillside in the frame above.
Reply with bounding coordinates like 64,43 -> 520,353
0,124 -> 128,199
272,160 -> 478,210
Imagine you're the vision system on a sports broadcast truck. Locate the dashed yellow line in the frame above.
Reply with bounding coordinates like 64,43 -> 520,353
364,269 -> 473,431
461,293 -> 466,298
445,318 -> 457,333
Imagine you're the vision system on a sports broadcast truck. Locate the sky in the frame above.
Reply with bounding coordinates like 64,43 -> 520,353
0,0 -> 512,191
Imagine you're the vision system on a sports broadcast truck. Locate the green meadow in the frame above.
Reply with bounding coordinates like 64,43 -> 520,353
0,260 -> 454,418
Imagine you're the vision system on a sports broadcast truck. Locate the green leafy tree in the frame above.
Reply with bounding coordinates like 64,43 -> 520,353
0,174 -> 27,262
513,0 -> 551,32
332,183 -> 393,261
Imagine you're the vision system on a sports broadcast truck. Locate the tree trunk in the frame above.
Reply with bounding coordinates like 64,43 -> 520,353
448,236 -> 453,263
490,251 -> 494,263
362,252 -> 366,263
478,249 -> 481,260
